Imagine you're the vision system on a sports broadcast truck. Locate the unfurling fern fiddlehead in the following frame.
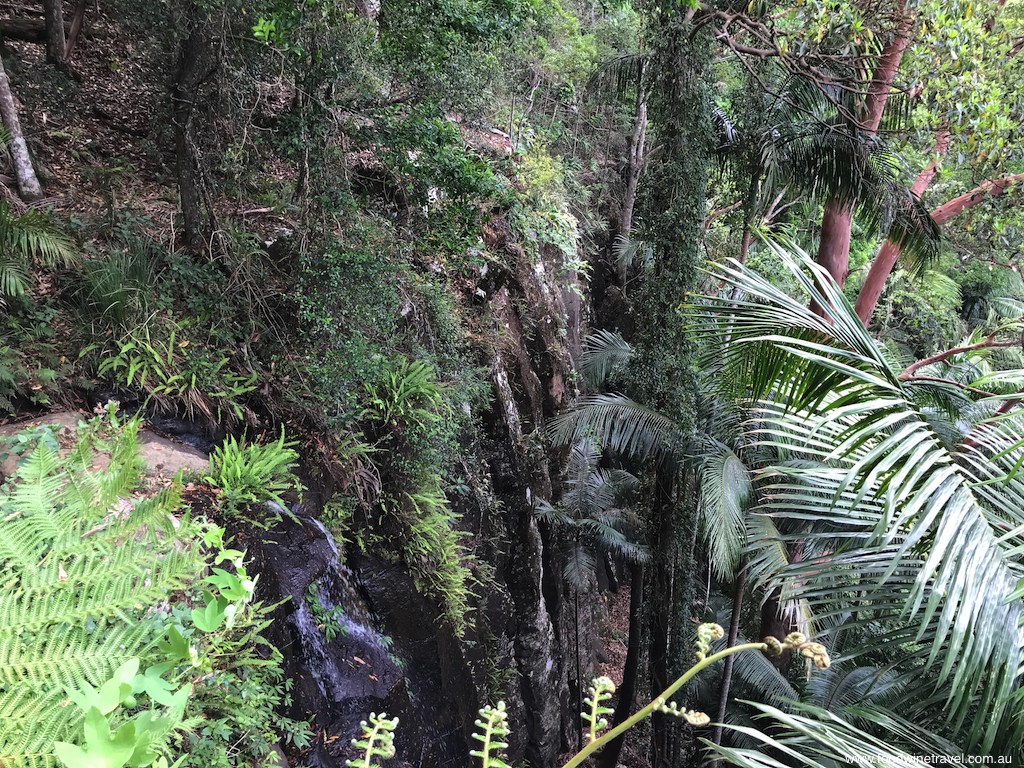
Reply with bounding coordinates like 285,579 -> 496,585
346,713 -> 399,768
470,702 -> 511,768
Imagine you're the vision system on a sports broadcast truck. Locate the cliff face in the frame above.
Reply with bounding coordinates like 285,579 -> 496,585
252,212 -> 604,768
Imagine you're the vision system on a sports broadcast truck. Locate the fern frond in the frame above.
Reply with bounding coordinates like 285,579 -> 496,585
0,415 -> 206,768
0,689 -> 80,768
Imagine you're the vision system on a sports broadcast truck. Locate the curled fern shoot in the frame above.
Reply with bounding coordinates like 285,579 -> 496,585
582,677 -> 615,744
559,627 -> 830,768
470,702 -> 511,768
346,713 -> 399,768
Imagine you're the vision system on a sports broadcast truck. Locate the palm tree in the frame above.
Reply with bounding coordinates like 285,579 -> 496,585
716,72 -> 940,285
550,330 -> 799,764
536,436 -> 647,751
687,237 -> 1024,757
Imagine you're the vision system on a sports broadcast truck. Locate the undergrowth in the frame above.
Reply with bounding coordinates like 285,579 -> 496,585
0,411 -> 310,768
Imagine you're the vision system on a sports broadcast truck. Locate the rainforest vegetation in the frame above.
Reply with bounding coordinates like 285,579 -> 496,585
1,0 -> 1024,766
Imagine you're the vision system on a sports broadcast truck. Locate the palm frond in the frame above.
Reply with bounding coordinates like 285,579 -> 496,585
706,701 -> 955,768
579,329 -> 633,389
0,203 -> 75,269
686,238 -> 1024,752
697,440 -> 752,581
563,540 -> 596,593
726,637 -> 799,707
548,393 -> 680,460
588,52 -> 648,98
612,233 -> 654,273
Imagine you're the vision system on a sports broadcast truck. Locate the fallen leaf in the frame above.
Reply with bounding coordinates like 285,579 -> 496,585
353,656 -> 366,665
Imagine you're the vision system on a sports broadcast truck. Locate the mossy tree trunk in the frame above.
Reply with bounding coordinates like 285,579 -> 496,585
623,4 -> 715,764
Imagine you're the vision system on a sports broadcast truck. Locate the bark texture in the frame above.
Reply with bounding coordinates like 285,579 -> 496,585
41,0 -> 67,68
0,56 -> 43,201
173,12 -> 217,250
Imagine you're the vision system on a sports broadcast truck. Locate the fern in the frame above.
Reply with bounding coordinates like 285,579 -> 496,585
0,416 -> 205,768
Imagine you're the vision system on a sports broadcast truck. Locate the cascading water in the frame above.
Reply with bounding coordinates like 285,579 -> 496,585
257,504 -> 476,768
267,505 -> 402,705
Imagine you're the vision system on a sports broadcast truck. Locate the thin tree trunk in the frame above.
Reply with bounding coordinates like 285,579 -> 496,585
596,562 -> 644,768
619,72 -> 648,258
618,98 -> 646,288
575,590 -> 582,751
41,0 -> 67,70
712,567 -> 747,747
173,13 -> 214,250
64,0 -> 86,59
854,128 -> 950,323
649,466 -> 675,768
815,4 -> 913,283
0,55 -> 43,202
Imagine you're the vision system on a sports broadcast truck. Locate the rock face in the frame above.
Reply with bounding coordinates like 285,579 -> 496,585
248,214 -> 601,768
253,512 -> 477,768
6,205 -> 602,768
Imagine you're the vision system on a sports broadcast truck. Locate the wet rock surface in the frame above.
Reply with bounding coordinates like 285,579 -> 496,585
253,512 -> 476,768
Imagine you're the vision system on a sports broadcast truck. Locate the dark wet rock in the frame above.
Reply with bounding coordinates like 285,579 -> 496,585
253,512 -> 476,768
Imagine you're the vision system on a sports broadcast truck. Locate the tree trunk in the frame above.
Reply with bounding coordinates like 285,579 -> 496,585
758,540 -> 802,677
619,78 -> 648,285
812,199 -> 854,316
649,465 -> 675,768
41,0 -> 67,70
712,567 -> 747,747
854,129 -> 950,324
815,5 -> 913,283
64,0 -> 86,59
0,55 -> 43,202
596,562 -> 644,768
173,13 -> 215,251
816,199 -> 854,287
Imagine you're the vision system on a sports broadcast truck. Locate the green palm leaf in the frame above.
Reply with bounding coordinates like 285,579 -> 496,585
706,701 -> 955,768
548,393 -> 680,460
579,329 -> 633,389
697,440 -> 752,582
687,238 -> 1024,753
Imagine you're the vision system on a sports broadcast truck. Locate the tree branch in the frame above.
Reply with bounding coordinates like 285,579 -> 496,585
900,330 -> 1022,379
900,376 -> 1000,398
704,199 -> 742,230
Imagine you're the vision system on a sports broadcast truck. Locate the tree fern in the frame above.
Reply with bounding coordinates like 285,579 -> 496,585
0,416 -> 205,768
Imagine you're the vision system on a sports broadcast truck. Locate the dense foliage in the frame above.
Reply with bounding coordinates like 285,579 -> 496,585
2,0 -> 1024,765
